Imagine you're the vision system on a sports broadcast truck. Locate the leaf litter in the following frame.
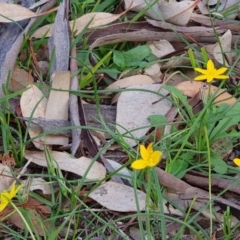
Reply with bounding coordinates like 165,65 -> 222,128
1,0 -> 240,239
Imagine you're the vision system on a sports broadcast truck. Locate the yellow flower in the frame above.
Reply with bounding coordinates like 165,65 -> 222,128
131,143 -> 162,170
0,182 -> 23,212
194,59 -> 229,83
233,158 -> 240,167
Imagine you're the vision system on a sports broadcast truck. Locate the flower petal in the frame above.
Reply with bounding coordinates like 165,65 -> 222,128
206,76 -> 214,83
233,158 -> 240,167
194,75 -> 208,81
0,202 -> 8,212
147,151 -> 162,167
194,68 -> 209,75
9,182 -> 16,197
14,184 -> 23,196
140,145 -> 149,161
207,59 -> 214,71
131,160 -> 147,170
146,143 -> 153,155
215,67 -> 228,75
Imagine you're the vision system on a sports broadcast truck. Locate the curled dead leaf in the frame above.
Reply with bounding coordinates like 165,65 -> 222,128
105,75 -> 154,90
0,3 -> 57,23
175,81 -> 236,106
88,181 -> 147,212
33,11 -> 126,38
20,84 -> 48,150
24,150 -> 106,180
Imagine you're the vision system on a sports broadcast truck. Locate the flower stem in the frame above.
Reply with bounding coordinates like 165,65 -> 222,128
10,202 -> 36,240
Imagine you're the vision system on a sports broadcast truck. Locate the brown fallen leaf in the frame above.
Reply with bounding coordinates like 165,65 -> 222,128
191,13 -> 240,32
22,178 -> 52,195
0,3 -> 58,23
1,198 -> 51,236
0,164 -> 14,191
105,75 -> 154,90
24,150 -> 106,180
116,84 -> 172,147
156,167 -> 240,211
45,71 -> 70,145
88,181 -> 148,212
0,0 -> 57,98
212,30 -> 233,65
0,151 -> 16,167
175,81 -> 237,106
20,84 -> 48,150
9,66 -> 33,92
33,10 -> 127,38
147,19 -> 225,34
124,0 -> 198,25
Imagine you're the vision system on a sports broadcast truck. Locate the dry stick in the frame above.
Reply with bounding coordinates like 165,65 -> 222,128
77,96 -> 124,184
69,45 -> 81,155
185,173 -> 240,196
156,167 -> 240,211
85,21 -> 238,49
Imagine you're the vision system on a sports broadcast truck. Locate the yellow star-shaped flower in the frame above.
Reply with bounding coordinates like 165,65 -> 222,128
194,59 -> 229,83
0,182 -> 23,212
233,158 -> 240,167
131,143 -> 162,170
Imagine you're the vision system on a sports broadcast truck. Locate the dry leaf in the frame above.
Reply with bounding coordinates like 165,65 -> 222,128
124,0 -> 198,26
213,30 -> 232,65
7,209 -> 50,236
20,84 -> 48,150
175,81 -> 203,97
105,159 -> 132,182
24,150 -> 106,180
88,181 -> 147,212
0,3 -> 57,23
105,75 -> 154,90
202,85 -> 237,106
175,81 -> 237,106
22,178 -> 52,195
116,84 -> 172,146
0,164 -> 13,191
9,66 -> 32,92
33,11 -> 125,38
147,40 -> 175,58
144,63 -> 162,81
0,151 -> 16,167
205,30 -> 233,66
0,0 -> 57,98
45,71 -> 70,145
159,0 -> 198,26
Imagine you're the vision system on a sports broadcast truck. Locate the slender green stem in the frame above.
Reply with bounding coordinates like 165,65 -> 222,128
133,171 -> 145,235
153,168 -> 166,239
10,202 -> 36,240
146,167 -> 152,239
204,126 -> 212,235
